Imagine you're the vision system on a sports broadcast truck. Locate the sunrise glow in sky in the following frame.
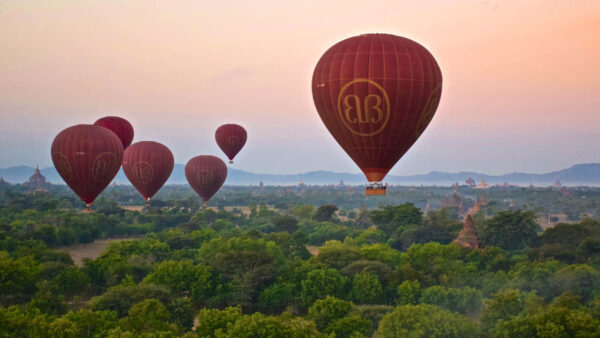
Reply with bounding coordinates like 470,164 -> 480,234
1,0 -> 599,175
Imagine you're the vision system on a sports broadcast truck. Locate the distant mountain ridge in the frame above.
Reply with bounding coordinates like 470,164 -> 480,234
2,163 -> 600,186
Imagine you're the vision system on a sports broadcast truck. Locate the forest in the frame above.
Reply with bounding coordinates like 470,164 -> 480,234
2,184 -> 600,337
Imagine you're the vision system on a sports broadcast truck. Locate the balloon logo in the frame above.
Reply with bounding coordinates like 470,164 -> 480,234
226,135 -> 240,146
337,78 -> 390,136
92,152 -> 120,182
195,170 -> 213,185
132,161 -> 154,184
52,152 -> 73,182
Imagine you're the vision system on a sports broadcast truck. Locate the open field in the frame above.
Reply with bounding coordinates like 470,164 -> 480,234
57,237 -> 141,266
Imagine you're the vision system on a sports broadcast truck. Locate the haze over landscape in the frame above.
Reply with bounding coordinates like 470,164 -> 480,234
4,1 -> 600,337
1,0 -> 599,175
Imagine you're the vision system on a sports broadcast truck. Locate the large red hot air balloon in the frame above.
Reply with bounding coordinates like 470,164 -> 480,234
215,124 -> 247,164
185,155 -> 227,205
51,125 -> 124,208
122,141 -> 174,205
94,116 -> 134,149
312,33 -> 442,195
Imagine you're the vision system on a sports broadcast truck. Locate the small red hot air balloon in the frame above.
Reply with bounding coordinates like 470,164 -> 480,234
312,33 -> 442,195
185,155 -> 227,205
122,141 -> 174,206
215,124 -> 247,164
94,116 -> 134,149
51,124 -> 123,209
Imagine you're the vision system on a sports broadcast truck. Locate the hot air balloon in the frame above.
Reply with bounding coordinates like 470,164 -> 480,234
51,124 -> 124,209
94,116 -> 134,149
185,155 -> 227,205
312,33 -> 442,195
122,141 -> 174,206
215,124 -> 247,164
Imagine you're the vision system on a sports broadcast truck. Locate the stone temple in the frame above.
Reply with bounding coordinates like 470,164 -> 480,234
23,166 -> 50,193
453,214 -> 480,249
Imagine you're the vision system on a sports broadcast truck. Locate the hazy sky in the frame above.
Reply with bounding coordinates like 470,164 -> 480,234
1,0 -> 599,175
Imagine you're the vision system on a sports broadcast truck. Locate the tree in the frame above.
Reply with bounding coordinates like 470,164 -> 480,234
195,307 -> 242,337
117,299 -> 178,334
549,264 -> 600,302
327,315 -> 372,338
375,304 -> 481,338
218,312 -> 323,337
313,204 -> 338,222
51,267 -> 89,301
481,289 -> 524,331
481,210 -> 541,250
397,280 -> 421,305
493,305 -> 600,337
63,309 -> 118,338
0,252 -> 36,306
370,203 -> 423,236
308,296 -> 352,331
89,284 -> 172,317
274,216 -> 299,233
197,237 -> 285,308
143,260 -> 212,306
301,268 -> 348,307
258,282 -> 294,314
351,273 -> 383,304
418,286 -> 483,316
29,281 -> 66,315
311,242 -> 362,269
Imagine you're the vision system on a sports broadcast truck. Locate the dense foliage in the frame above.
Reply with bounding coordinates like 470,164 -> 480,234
2,185 -> 600,337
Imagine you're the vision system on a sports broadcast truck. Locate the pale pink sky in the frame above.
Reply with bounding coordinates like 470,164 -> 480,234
1,0 -> 599,175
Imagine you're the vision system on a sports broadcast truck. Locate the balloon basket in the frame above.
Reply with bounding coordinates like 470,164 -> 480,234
83,204 -> 93,213
229,160 -> 233,164
365,182 -> 386,196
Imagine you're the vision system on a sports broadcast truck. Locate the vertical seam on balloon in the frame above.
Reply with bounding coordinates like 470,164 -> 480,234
391,36 -> 401,174
339,39 -> 358,172
378,34 -> 386,177
355,36 -> 368,174
401,38 -> 414,175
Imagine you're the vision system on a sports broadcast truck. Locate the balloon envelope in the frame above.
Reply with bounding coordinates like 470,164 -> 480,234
185,155 -> 227,203
312,33 -> 442,183
94,116 -> 134,149
51,124 -> 124,206
122,141 -> 174,201
215,124 -> 247,163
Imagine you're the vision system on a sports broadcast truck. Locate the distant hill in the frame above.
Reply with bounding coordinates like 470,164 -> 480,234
2,163 -> 600,186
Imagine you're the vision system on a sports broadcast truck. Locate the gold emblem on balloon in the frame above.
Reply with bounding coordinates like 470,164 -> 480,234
92,152 -> 119,182
226,135 -> 240,146
132,161 -> 154,185
196,170 -> 213,185
337,78 -> 390,136
53,152 -> 73,182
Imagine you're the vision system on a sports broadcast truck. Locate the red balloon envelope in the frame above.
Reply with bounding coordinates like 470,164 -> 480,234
312,34 -> 442,194
122,141 -> 174,204
94,116 -> 134,150
215,124 -> 247,164
51,124 -> 124,207
185,155 -> 227,204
